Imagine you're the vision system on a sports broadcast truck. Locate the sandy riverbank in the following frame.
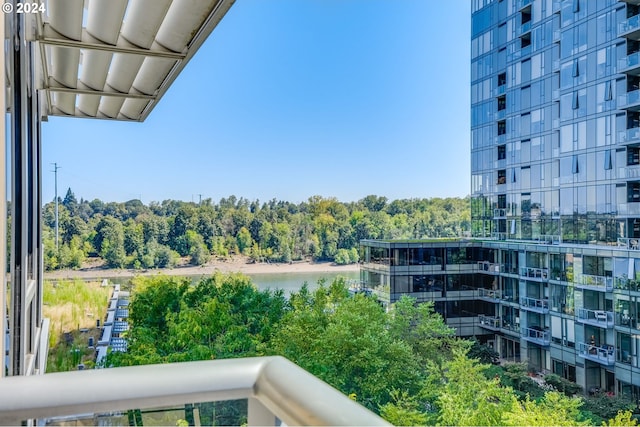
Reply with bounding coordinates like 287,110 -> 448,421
43,256 -> 360,281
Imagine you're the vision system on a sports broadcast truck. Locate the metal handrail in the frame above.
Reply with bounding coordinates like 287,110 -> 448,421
0,356 -> 389,426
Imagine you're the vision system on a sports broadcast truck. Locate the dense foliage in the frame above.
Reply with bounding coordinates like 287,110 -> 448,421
107,274 -> 639,426
42,189 -> 471,270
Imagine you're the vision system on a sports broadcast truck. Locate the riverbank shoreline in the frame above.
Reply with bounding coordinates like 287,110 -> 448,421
43,256 -> 360,281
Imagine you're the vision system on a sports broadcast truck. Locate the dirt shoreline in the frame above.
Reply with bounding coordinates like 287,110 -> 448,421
43,257 -> 360,281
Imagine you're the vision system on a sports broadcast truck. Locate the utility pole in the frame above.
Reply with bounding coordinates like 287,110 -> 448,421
51,163 -> 60,249
198,194 -> 202,205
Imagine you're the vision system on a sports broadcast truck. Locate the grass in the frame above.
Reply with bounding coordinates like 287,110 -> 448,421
43,279 -> 111,372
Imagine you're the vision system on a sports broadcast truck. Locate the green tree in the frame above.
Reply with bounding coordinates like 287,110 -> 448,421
503,391 -> 591,426
236,226 -> 253,255
429,350 -> 516,426
379,390 -> 428,426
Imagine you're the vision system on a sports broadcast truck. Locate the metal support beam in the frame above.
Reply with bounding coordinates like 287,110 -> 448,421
0,9 -> 6,379
9,4 -> 43,376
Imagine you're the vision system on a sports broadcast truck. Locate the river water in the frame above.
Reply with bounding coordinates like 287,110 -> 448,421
249,271 -> 359,295
105,270 -> 360,295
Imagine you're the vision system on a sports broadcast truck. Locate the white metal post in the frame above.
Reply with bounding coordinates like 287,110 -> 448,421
0,8 -> 6,379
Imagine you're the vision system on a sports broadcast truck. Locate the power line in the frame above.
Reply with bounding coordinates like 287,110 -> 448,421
51,163 -> 60,250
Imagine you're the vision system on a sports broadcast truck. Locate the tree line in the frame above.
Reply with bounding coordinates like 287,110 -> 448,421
42,189 -> 471,270
106,274 -> 638,426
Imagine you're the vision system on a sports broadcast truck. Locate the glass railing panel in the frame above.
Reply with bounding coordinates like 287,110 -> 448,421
521,327 -> 550,345
578,274 -> 613,292
519,267 -> 549,280
577,342 -> 615,365
576,307 -> 614,328
619,14 -> 640,37
478,315 -> 501,330
620,89 -> 640,109
478,288 -> 501,300
618,52 -> 640,73
519,296 -> 549,313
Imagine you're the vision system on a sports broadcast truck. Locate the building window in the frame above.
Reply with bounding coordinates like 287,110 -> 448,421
498,144 -> 506,160
498,120 -> 506,135
497,95 -> 506,111
605,150 -> 613,170
573,0 -> 580,13
572,155 -> 579,173
498,169 -> 507,184
572,92 -> 579,109
521,33 -> 531,48
498,194 -> 506,209
498,72 -> 506,87
605,81 -> 613,101
572,60 -> 579,77
628,147 -> 639,166
629,182 -> 640,202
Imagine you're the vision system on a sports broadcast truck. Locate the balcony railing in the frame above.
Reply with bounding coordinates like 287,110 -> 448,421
576,274 -> 613,292
618,52 -> 640,74
619,14 -> 640,39
618,89 -> 640,110
619,127 -> 640,145
478,315 -> 501,331
519,267 -> 549,280
614,275 -> 640,292
576,308 -> 614,328
477,261 -> 503,274
623,164 -> 640,179
494,208 -> 507,218
491,232 -> 507,240
478,288 -> 501,301
617,237 -> 640,250
577,342 -> 615,366
519,296 -> 549,314
518,0 -> 532,10
521,327 -> 550,346
519,20 -> 532,35
0,356 -> 389,426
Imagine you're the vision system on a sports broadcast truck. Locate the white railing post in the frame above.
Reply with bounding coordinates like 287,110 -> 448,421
248,397 -> 276,426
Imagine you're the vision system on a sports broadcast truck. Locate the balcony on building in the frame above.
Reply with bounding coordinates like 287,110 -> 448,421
618,39 -> 640,75
518,4 -> 532,37
519,296 -> 550,314
521,326 -> 550,346
615,271 -> 640,294
493,72 -> 506,97
491,232 -> 507,240
576,274 -> 613,292
478,288 -> 501,302
518,0 -> 532,11
493,208 -> 507,219
619,89 -> 640,111
617,347 -> 638,367
576,307 -> 614,328
477,261 -> 503,275
519,266 -> 549,281
616,307 -> 640,329
619,13 -> 640,40
620,112 -> 640,145
478,315 -> 501,331
501,317 -> 521,336
623,146 -> 640,180
629,181 -> 640,204
577,342 -> 616,366
0,356 -> 389,426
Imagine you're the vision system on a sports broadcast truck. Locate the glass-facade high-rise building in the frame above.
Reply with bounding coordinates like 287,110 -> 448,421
471,0 -> 624,244
360,0 -> 640,398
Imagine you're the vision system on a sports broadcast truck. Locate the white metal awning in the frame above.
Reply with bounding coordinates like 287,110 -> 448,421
32,0 -> 234,121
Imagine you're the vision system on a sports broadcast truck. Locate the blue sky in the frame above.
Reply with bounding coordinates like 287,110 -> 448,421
42,0 -> 471,205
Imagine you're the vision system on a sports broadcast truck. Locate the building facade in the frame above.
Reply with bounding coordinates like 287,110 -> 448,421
361,0 -> 640,398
